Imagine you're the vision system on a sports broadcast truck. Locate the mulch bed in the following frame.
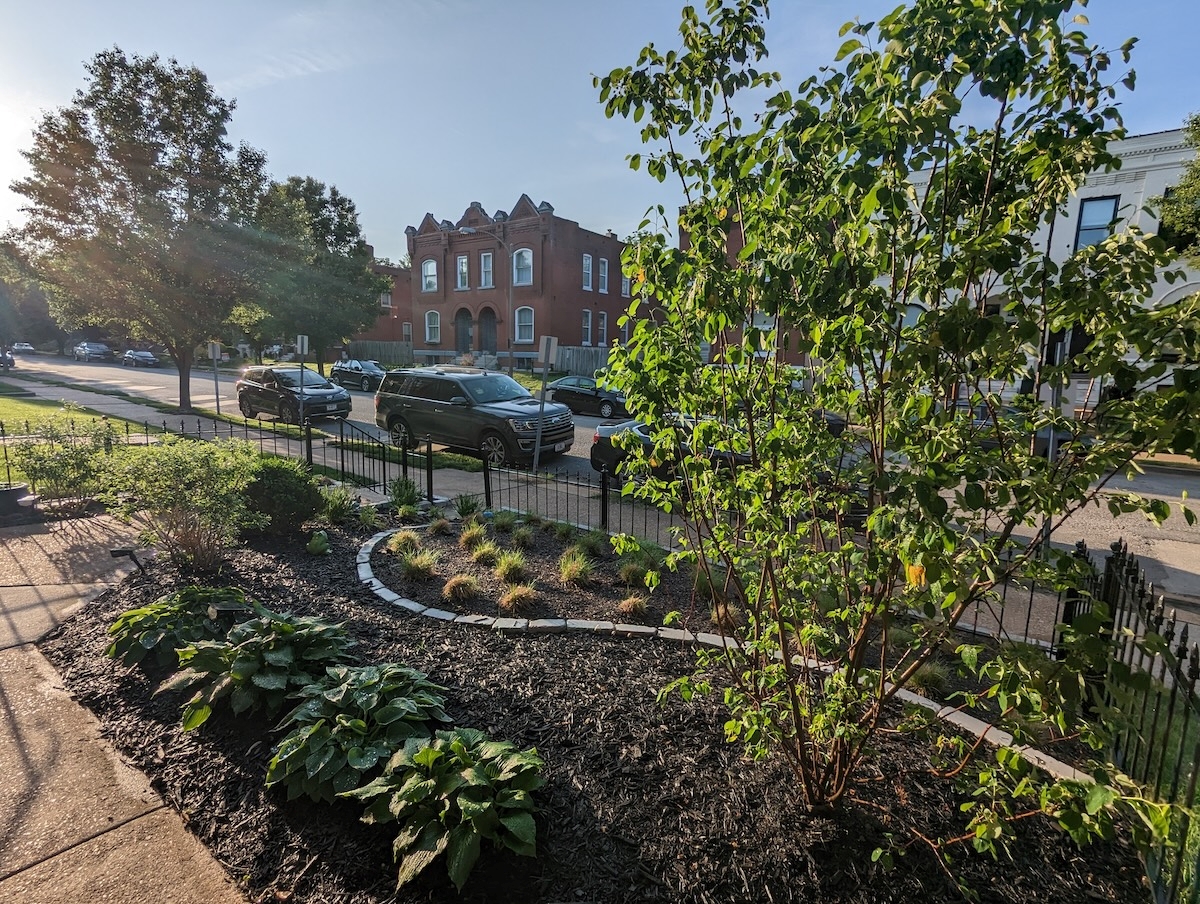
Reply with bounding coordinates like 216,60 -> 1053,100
38,522 -> 1149,904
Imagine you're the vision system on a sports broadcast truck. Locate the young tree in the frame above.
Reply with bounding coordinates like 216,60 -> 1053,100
1157,113 -> 1200,263
598,0 -> 1198,851
10,48 -> 268,409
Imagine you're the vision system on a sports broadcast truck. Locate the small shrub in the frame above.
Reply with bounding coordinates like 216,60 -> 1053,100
711,601 -> 746,631
442,574 -> 481,603
160,610 -> 356,730
267,663 -> 449,803
578,530 -> 610,559
389,476 -> 421,508
471,540 -> 500,566
619,561 -> 648,588
11,409 -> 117,506
454,494 -> 482,519
358,505 -> 381,530
492,510 -> 518,532
401,550 -> 439,581
523,513 -> 543,527
106,586 -> 252,668
494,550 -> 528,584
428,517 -> 452,536
428,506 -> 445,520
499,583 -> 537,613
396,504 -> 421,523
558,547 -> 593,586
342,728 -> 544,892
553,521 -> 576,542
322,486 -> 357,524
908,661 -> 950,697
386,530 -> 422,556
617,594 -> 648,618
244,456 -> 323,535
511,526 -> 534,548
459,523 -> 487,551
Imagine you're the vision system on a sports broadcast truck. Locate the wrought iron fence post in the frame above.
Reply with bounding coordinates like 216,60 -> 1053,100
425,436 -> 434,504
304,420 -> 314,467
483,455 -> 493,510
1055,540 -> 1091,661
600,467 -> 610,532
339,419 -> 346,484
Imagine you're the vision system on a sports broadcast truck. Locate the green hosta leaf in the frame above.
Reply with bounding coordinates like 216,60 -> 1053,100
181,702 -> 212,731
262,647 -> 295,667
251,670 -> 288,690
305,745 -> 337,779
446,823 -> 482,892
230,684 -> 257,714
395,821 -> 449,889
398,775 -> 437,804
348,746 -> 382,771
332,767 -> 361,795
374,700 -> 419,724
500,811 -> 537,847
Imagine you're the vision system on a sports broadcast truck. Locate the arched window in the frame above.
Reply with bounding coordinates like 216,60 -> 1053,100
515,306 -> 534,343
513,248 -> 533,286
425,311 -> 441,343
421,259 -> 438,292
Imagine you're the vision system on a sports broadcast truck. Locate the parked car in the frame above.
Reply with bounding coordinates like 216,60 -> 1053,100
546,375 -> 627,418
11,342 -> 34,354
331,358 -> 388,392
0,350 -> 13,370
122,349 -> 161,367
73,341 -> 116,363
374,366 -> 574,466
235,366 -> 352,423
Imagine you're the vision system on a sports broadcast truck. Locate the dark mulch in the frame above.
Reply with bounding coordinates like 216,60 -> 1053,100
39,523 -> 1149,904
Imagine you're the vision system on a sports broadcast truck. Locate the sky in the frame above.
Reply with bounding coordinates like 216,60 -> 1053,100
0,0 -> 1197,262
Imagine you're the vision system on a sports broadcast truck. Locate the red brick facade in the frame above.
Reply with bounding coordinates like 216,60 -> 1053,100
354,262 -> 413,344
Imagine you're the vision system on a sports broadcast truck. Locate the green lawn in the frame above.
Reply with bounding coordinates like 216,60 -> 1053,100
0,396 -> 121,431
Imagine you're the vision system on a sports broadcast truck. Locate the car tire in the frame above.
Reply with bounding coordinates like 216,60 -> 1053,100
361,376 -> 371,392
479,431 -> 511,468
388,418 -> 412,448
280,403 -> 301,426
239,396 -> 255,419
599,400 -> 615,418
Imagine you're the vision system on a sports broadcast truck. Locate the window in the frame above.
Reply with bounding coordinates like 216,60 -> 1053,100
515,306 -> 534,343
598,312 -> 608,346
1075,196 -> 1119,251
621,320 -> 630,344
621,275 -> 631,297
402,321 -> 412,342
421,259 -> 437,292
513,248 -> 533,286
581,310 -> 592,345
598,258 -> 609,294
480,251 -> 493,288
380,291 -> 392,309
456,254 -> 469,290
582,254 -> 592,290
425,311 -> 440,343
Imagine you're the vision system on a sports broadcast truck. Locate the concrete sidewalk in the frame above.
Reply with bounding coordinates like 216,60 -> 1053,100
0,516 -> 245,904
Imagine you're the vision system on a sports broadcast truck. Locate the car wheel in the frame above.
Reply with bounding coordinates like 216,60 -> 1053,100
599,400 -> 615,418
280,403 -> 301,426
479,431 -> 511,467
361,376 -> 371,392
238,396 -> 255,418
388,418 -> 413,448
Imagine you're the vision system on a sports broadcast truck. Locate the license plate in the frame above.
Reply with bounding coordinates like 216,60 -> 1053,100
554,441 -> 568,452
325,404 -> 339,412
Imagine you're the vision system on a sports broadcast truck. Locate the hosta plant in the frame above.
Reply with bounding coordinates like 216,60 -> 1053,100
343,727 -> 544,892
106,586 -> 253,668
160,610 -> 356,730
266,663 -> 450,802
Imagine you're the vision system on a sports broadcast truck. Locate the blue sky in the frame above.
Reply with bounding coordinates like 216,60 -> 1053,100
0,0 -> 1196,262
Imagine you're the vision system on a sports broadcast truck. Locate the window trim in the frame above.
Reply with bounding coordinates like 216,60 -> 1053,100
455,254 -> 469,290
421,258 -> 438,293
513,248 -> 533,287
1074,195 -> 1120,252
515,306 -> 535,344
480,251 -> 494,289
424,310 -> 441,343
621,275 -> 631,298
598,258 -> 608,294
582,253 -> 592,291
402,321 -> 412,342
380,291 -> 392,309
581,309 -> 592,346
598,311 -> 608,346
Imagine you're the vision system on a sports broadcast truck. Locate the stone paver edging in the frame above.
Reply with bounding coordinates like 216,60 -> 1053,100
358,528 -> 1085,783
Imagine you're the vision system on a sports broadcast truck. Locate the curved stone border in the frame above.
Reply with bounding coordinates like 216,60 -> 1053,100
358,529 -> 1085,783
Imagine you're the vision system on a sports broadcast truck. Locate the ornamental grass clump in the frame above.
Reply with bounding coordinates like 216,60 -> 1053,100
386,529 -> 422,556
342,727 -> 544,892
160,610 -> 356,730
106,586 -> 252,668
494,550 -> 527,584
400,550 -> 439,581
266,663 -> 450,803
321,486 -> 357,524
492,509 -> 518,532
471,540 -> 500,566
558,546 -> 593,586
453,494 -> 481,520
428,517 -> 452,536
498,584 -> 536,614
617,594 -> 648,618
389,476 -> 421,508
442,574 -> 481,604
511,526 -> 534,549
458,522 -> 487,551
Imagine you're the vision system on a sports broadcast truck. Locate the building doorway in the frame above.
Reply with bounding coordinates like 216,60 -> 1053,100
454,309 -> 472,354
478,308 -> 497,354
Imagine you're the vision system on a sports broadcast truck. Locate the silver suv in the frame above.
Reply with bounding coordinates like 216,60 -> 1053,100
374,366 -> 574,466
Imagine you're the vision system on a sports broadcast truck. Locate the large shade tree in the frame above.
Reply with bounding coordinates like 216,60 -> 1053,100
10,47 -> 268,409
598,0 -> 1199,862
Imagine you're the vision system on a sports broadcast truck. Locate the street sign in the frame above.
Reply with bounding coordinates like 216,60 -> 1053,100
296,334 -> 310,355
208,341 -> 221,360
537,335 -> 558,373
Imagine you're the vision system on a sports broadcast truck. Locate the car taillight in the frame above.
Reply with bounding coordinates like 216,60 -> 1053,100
592,431 -> 600,444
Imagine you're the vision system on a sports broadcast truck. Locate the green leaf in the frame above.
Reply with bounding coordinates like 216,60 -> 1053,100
445,824 -> 482,892
181,703 -> 212,731
251,671 -> 288,690
500,811 -> 537,847
396,821 -> 449,889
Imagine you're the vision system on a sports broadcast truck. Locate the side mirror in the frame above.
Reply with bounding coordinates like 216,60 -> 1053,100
449,396 -> 470,407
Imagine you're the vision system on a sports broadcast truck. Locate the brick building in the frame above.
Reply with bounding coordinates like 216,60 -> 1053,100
405,195 -> 629,367
352,261 -> 413,345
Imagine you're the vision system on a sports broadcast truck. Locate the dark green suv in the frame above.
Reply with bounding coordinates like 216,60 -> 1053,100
374,366 -> 574,466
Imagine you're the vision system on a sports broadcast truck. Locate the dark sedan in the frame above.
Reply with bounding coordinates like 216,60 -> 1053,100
331,358 -> 388,392
73,341 -> 116,362
547,376 -> 627,418
122,350 -> 161,367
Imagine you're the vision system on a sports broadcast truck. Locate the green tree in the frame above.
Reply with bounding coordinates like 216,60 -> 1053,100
9,47 -> 268,409
1157,113 -> 1200,263
598,0 -> 1198,854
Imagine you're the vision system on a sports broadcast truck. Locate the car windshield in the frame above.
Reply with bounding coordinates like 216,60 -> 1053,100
362,360 -> 385,373
463,374 -> 531,404
275,369 -> 332,389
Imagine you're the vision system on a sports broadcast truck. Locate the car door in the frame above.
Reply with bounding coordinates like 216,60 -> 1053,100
554,377 -> 586,413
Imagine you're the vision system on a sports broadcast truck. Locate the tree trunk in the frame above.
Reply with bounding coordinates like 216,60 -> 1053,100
175,346 -> 193,411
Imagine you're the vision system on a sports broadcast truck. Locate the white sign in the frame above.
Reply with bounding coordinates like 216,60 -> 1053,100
208,341 -> 221,361
296,334 -> 310,355
537,335 -> 558,371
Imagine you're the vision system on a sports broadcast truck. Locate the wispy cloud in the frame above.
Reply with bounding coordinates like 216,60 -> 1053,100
217,47 -> 357,94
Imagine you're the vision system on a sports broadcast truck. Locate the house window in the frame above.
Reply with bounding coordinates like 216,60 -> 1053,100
425,311 -> 440,343
598,312 -> 608,346
480,252 -> 493,288
598,258 -> 609,294
513,248 -> 533,286
581,310 -> 592,345
402,321 -> 412,342
621,275 -> 631,297
515,306 -> 534,343
380,292 -> 392,309
582,254 -> 592,291
456,254 -> 469,290
421,259 -> 437,292
1075,196 -> 1119,251
621,320 -> 630,344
